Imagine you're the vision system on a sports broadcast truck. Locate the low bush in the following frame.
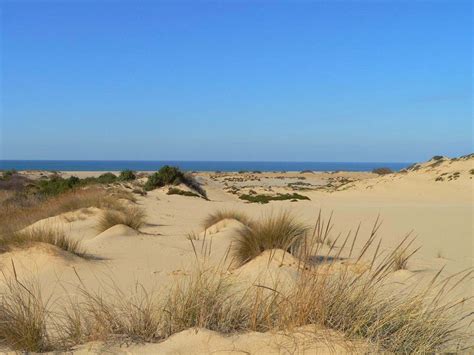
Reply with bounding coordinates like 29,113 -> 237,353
119,169 -> 136,181
144,166 -> 207,198
95,173 -> 117,184
239,193 -> 310,204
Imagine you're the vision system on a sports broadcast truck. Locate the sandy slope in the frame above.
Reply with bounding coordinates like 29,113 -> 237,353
1,155 -> 472,353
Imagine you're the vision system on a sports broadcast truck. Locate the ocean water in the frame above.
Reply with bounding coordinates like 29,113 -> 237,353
0,160 -> 411,172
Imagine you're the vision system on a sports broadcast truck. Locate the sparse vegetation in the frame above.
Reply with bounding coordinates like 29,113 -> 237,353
239,192 -> 310,204
1,169 -> 18,180
26,173 -> 122,197
97,206 -> 146,232
202,210 -> 254,230
167,187 -> 200,198
0,213 -> 470,353
391,245 -> 419,271
233,212 -> 308,265
372,167 -> 393,175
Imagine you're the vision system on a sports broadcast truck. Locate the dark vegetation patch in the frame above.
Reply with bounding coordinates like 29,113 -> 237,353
118,169 -> 136,181
405,163 -> 421,171
372,167 -> 393,175
239,193 -> 310,204
167,187 -> 200,198
143,166 -> 207,198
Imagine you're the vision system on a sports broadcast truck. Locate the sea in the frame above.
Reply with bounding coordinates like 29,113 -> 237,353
0,160 -> 411,172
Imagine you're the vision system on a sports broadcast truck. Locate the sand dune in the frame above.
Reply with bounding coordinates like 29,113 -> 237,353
0,155 -> 472,353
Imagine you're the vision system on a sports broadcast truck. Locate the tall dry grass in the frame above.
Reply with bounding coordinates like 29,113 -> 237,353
0,187 -> 121,236
2,226 -> 86,257
233,211 -> 308,265
0,264 -> 52,352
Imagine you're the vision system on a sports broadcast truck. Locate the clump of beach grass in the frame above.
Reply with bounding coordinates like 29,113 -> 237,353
0,226 -> 86,257
233,211 -> 308,265
97,206 -> 146,232
202,210 -> 254,231
0,265 -> 52,352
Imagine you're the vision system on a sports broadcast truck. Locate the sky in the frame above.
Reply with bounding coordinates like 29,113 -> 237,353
1,0 -> 472,162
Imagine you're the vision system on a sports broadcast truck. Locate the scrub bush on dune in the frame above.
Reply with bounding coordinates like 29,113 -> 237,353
144,166 -> 207,198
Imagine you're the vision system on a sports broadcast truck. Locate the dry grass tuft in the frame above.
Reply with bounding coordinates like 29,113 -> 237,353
202,210 -> 254,231
391,240 -> 420,271
1,226 -> 86,257
61,279 -> 161,344
233,211 -> 308,265
97,206 -> 146,232
0,266 -> 52,352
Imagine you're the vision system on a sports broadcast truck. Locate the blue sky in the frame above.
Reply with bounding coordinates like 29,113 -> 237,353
1,0 -> 472,162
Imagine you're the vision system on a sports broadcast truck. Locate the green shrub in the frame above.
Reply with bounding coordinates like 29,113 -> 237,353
144,166 -> 207,198
239,193 -> 310,204
36,176 -> 80,196
96,173 -> 117,184
144,166 -> 184,191
119,169 -> 136,181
